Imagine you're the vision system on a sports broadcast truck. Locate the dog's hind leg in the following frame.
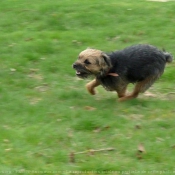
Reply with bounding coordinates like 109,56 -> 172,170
86,79 -> 100,95
118,76 -> 159,102
116,84 -> 128,98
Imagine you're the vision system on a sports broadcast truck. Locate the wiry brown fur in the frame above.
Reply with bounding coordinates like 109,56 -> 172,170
77,49 -> 112,77
73,44 -> 173,101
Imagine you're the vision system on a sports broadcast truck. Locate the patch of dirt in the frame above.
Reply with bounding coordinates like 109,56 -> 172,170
29,97 -> 42,105
141,89 -> 175,101
28,68 -> 43,80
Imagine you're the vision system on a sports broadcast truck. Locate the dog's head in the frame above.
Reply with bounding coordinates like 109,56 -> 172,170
73,48 -> 112,78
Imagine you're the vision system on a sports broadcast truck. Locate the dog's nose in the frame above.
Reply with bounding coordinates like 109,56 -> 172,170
72,63 -> 77,69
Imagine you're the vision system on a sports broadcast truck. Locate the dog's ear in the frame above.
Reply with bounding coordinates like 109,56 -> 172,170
98,53 -> 112,77
101,53 -> 112,67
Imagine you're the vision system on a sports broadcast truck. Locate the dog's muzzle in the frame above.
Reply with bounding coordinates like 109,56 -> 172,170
72,63 -> 91,78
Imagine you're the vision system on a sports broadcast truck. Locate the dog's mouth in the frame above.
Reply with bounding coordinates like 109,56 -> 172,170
73,63 -> 92,78
76,70 -> 90,78
76,71 -> 83,75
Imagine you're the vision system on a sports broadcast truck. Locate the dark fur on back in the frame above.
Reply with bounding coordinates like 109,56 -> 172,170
98,44 -> 173,91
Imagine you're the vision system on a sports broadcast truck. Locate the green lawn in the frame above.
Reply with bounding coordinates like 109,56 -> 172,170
0,0 -> 175,174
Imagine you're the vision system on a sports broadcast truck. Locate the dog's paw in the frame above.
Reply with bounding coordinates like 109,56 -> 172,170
118,97 -> 126,102
86,84 -> 96,95
118,94 -> 137,102
89,89 -> 96,95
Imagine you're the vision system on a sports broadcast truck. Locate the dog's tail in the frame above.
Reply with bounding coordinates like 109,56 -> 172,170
162,49 -> 173,63
164,52 -> 173,63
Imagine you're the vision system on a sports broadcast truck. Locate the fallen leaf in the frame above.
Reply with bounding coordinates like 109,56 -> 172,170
103,125 -> 111,130
10,68 -> 16,72
129,114 -> 144,120
136,143 -> 146,159
29,68 -> 39,73
84,106 -> 96,111
93,126 -> 111,133
69,152 -> 75,163
135,124 -> 141,129
93,127 -> 101,133
138,143 -> 146,153
34,84 -> 49,92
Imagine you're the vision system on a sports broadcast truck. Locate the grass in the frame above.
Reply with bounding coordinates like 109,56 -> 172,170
0,0 -> 175,174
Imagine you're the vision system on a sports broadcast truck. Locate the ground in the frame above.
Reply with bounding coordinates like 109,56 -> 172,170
0,0 -> 175,174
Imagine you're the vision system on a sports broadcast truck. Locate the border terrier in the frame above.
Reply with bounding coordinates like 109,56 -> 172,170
73,44 -> 173,101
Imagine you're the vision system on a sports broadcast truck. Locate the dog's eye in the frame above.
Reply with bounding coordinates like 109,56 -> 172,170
84,59 -> 91,65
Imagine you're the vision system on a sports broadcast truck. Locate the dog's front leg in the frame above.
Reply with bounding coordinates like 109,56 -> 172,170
86,79 -> 100,95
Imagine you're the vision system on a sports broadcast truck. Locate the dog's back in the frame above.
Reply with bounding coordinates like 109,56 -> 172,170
108,44 -> 173,83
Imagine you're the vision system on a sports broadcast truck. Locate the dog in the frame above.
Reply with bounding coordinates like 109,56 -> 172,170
73,44 -> 173,101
